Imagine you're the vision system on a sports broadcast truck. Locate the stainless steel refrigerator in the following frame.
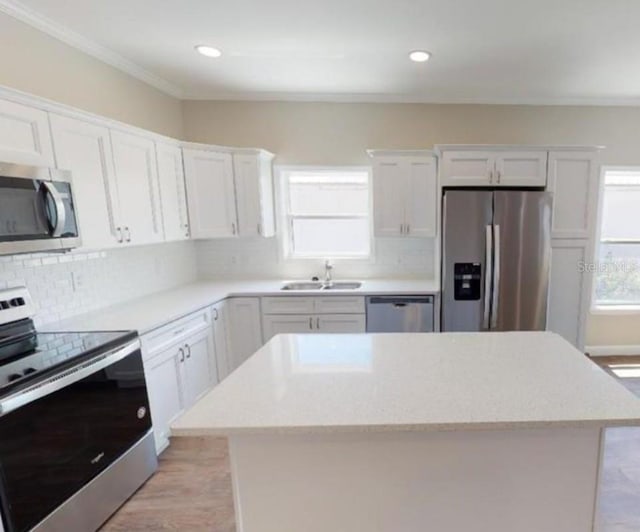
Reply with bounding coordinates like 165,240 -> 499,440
441,189 -> 552,332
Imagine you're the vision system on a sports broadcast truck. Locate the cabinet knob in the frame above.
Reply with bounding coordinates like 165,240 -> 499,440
116,227 -> 123,243
124,226 -> 131,242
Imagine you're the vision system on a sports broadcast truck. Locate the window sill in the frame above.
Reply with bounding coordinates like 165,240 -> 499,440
591,305 -> 640,315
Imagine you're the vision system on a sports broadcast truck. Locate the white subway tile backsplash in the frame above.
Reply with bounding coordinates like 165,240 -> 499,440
0,241 -> 197,327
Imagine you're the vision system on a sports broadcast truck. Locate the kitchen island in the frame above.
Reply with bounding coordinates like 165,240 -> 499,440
172,332 -> 640,532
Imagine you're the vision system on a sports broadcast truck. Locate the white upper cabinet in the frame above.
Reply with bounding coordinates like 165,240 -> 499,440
440,149 -> 547,187
547,151 -> 599,239
49,114 -> 121,250
233,152 -> 275,237
111,130 -> 164,246
156,142 -> 190,241
440,151 -> 495,186
495,151 -> 548,186
183,149 -> 238,238
371,152 -> 436,238
0,99 -> 54,167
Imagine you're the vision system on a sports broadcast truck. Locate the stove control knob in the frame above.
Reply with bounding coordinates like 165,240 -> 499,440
137,407 -> 147,419
7,373 -> 22,382
23,368 -> 36,375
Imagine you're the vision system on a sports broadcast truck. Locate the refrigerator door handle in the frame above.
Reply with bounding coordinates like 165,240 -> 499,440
491,224 -> 501,329
483,224 -> 492,330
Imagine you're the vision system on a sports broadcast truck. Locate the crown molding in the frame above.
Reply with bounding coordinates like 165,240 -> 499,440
183,90 -> 640,107
0,0 -> 184,99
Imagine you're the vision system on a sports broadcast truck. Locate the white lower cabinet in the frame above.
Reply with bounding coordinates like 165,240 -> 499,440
262,296 -> 366,342
226,297 -> 264,374
547,240 -> 591,350
211,300 -> 231,380
142,310 -> 217,453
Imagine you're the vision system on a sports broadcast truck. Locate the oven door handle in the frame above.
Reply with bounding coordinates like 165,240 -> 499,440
0,339 -> 140,417
41,181 -> 67,237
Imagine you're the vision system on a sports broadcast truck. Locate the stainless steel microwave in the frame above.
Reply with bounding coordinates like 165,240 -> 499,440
0,162 -> 81,255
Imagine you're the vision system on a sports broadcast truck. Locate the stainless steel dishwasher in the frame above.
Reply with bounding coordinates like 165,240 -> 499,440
366,296 -> 434,332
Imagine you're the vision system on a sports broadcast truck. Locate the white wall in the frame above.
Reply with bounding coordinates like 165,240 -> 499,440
0,242 -> 197,327
0,13 -> 183,138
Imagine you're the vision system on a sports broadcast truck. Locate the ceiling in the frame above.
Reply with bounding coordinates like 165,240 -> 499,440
4,0 -> 640,104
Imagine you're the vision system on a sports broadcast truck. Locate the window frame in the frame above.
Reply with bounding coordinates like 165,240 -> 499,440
591,165 -> 640,314
275,165 -> 374,262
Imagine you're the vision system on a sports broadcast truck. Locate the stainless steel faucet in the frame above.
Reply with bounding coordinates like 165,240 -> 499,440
324,260 -> 333,286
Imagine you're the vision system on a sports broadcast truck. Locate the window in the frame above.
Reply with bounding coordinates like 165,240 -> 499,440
594,168 -> 640,306
279,168 -> 371,258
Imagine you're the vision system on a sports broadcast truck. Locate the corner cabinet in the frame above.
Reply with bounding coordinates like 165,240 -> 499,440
439,149 -> 547,187
0,98 -> 55,166
183,147 -> 275,240
226,297 -> 263,374
369,151 -> 437,238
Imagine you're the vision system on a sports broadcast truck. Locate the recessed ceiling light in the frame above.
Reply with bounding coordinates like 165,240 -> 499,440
409,50 -> 431,63
195,45 -> 222,58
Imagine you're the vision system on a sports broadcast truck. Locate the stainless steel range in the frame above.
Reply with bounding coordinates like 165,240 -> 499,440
0,287 -> 157,532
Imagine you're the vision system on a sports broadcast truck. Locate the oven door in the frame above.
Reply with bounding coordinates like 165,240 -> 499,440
0,164 -> 80,255
0,343 -> 152,532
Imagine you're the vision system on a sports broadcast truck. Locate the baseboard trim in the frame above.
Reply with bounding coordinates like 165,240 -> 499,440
585,345 -> 640,357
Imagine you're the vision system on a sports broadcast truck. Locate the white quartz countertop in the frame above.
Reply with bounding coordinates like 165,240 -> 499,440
171,332 -> 640,436
43,279 -> 438,335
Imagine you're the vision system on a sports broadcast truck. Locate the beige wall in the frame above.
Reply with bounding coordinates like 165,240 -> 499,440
183,99 -> 640,347
0,14 -> 183,138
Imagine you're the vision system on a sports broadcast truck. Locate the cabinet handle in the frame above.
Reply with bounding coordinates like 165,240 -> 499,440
232,222 -> 237,235
213,308 -> 219,321
400,223 -> 404,234
316,317 -> 320,330
124,226 -> 131,242
184,223 -> 190,237
116,227 -> 123,243
185,344 -> 191,359
257,223 -> 262,235
406,224 -> 410,234
496,170 -> 501,184
178,347 -> 185,363
309,317 -> 313,330
489,170 -> 494,183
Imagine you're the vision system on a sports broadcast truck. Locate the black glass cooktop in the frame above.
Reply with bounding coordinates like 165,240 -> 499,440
0,327 -> 137,396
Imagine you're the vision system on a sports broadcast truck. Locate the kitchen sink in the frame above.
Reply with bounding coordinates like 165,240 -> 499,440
281,282 -> 325,290
323,282 -> 362,290
280,281 -> 363,291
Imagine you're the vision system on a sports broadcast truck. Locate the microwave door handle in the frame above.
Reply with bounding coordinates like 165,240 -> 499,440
41,181 -> 66,237
483,224 -> 492,330
491,224 -> 501,330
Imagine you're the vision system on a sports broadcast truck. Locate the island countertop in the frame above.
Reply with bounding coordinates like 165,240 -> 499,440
171,331 -> 640,436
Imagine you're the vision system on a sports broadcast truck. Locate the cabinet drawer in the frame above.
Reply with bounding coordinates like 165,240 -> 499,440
314,296 -> 365,314
141,309 -> 210,359
262,297 -> 316,314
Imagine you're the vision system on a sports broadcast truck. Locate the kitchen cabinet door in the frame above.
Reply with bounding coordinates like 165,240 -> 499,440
262,314 -> 315,342
183,328 -> 216,405
547,240 -> 591,350
547,151 -> 599,239
145,344 -> 185,453
183,149 -> 238,238
233,153 -> 275,237
212,301 -> 230,381
372,158 -> 407,237
49,114 -> 121,249
405,157 -> 437,237
440,151 -> 494,186
0,99 -> 54,166
317,314 -> 366,333
156,142 -> 190,241
227,297 -> 263,373
494,151 -> 547,187
111,130 -> 163,245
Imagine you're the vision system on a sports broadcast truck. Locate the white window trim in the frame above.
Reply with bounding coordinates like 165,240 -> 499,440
591,165 -> 640,314
275,165 -> 375,264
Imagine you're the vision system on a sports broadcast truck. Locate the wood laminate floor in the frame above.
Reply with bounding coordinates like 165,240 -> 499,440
101,356 -> 640,532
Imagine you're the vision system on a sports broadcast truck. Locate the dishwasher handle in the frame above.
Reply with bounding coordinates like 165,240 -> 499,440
367,296 -> 434,305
